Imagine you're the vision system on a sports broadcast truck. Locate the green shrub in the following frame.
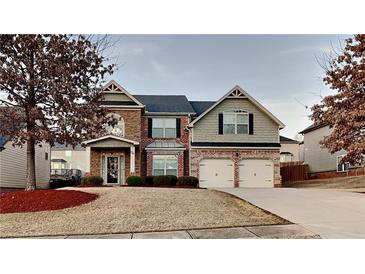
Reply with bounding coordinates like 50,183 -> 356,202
126,176 -> 143,186
153,175 -> 177,187
176,176 -> 199,188
143,176 -> 154,186
81,176 -> 103,185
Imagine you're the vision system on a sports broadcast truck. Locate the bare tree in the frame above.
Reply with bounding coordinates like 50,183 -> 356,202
0,34 -> 118,190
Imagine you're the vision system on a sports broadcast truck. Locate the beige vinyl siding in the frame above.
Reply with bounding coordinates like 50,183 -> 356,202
102,93 -> 133,101
303,126 -> 346,173
0,141 -> 50,189
280,143 -> 300,162
51,150 -> 89,175
192,98 -> 279,143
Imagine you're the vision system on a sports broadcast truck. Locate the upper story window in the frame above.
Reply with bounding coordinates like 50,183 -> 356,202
223,111 -> 249,134
104,113 -> 125,137
152,118 -> 176,138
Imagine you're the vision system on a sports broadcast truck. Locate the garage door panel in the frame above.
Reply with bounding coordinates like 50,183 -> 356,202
239,159 -> 273,188
199,159 -> 234,188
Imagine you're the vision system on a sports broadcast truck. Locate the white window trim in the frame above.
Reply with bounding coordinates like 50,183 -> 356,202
336,155 -> 350,172
152,155 -> 178,176
223,110 -> 249,135
152,118 -> 176,138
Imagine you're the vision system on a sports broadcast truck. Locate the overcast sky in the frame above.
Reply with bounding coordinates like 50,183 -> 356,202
106,34 -> 350,139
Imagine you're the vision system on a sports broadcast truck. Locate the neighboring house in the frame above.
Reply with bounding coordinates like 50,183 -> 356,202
0,136 -> 51,189
51,143 -> 89,176
279,136 -> 300,162
52,80 -> 285,188
300,123 -> 365,178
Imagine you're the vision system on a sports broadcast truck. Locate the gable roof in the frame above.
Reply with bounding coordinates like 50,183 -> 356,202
189,101 -> 215,116
299,123 -> 329,134
280,135 -> 299,144
82,135 -> 139,146
189,85 -> 285,129
101,80 -> 144,108
134,95 -> 196,114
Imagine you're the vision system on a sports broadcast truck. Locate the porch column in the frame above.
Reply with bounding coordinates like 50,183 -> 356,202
130,145 -> 135,173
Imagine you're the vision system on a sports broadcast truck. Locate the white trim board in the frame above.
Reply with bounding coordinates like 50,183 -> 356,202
83,135 -> 139,146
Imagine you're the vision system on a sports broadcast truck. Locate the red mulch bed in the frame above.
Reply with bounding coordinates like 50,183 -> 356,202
0,190 -> 98,214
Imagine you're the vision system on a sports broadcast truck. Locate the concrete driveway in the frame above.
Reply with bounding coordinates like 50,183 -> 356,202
218,188 -> 365,239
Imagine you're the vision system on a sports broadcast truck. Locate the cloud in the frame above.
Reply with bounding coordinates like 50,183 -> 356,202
114,40 -> 163,57
276,45 -> 332,56
150,60 -> 169,78
261,98 -> 312,138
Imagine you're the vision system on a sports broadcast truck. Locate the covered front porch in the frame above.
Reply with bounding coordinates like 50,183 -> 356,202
83,135 -> 140,185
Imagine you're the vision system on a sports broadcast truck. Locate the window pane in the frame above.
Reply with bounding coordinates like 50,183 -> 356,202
166,169 -> 177,176
165,128 -> 176,138
153,169 -> 165,176
224,124 -> 235,134
166,159 -> 177,169
237,124 -> 248,134
152,128 -> 164,138
237,114 -> 248,124
152,118 -> 164,128
164,118 -> 176,128
223,114 -> 235,124
153,158 -> 165,169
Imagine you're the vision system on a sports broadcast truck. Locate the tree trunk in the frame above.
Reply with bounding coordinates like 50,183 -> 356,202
25,137 -> 36,191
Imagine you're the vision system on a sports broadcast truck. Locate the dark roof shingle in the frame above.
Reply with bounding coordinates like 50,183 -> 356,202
299,123 -> 328,134
134,95 -> 196,113
280,136 -> 299,144
189,101 -> 215,116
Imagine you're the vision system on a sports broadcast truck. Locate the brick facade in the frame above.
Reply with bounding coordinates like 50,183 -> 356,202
89,147 -> 141,183
190,148 -> 282,187
146,150 -> 185,177
309,166 -> 365,180
140,115 -> 190,177
112,109 -> 141,142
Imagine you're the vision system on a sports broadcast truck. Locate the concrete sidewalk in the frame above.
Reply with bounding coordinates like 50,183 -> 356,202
218,188 -> 365,239
24,224 -> 319,239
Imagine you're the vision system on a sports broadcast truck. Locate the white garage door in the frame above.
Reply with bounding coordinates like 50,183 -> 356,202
239,159 -> 274,188
199,159 -> 234,188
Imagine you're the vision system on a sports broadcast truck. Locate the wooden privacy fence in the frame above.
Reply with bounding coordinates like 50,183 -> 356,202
280,162 -> 309,182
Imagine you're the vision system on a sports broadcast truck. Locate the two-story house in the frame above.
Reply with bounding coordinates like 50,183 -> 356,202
51,80 -> 285,188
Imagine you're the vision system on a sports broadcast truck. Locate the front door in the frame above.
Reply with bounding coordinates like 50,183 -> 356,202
106,156 -> 119,184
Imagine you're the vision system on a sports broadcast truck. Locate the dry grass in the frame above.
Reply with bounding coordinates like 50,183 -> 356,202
0,187 -> 288,238
286,175 -> 365,191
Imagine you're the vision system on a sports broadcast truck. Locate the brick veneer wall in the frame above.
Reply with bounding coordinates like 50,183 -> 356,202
190,148 -> 282,187
89,108 -> 143,181
309,166 -> 365,180
140,115 -> 190,177
146,150 -> 185,177
111,109 -> 142,142
89,148 -> 141,183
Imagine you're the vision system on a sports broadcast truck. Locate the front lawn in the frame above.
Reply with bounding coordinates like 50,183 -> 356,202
0,187 -> 288,238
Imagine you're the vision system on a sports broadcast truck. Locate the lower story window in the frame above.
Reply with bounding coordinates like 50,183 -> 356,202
337,155 -> 349,172
153,155 -> 178,176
